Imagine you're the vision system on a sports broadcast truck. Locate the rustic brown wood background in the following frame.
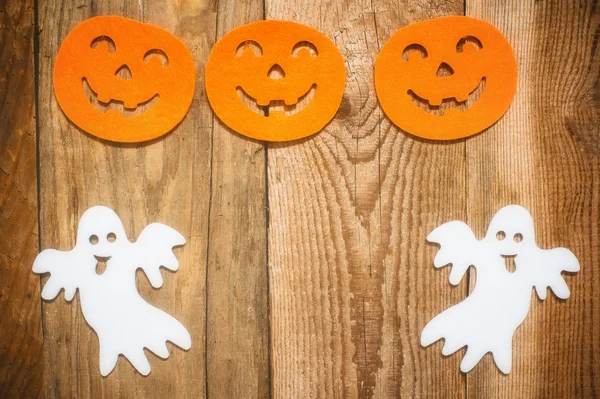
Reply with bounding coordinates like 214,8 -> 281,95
1,0 -> 599,397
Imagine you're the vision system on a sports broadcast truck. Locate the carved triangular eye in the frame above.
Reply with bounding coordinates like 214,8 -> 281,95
205,20 -> 346,142
115,65 -> 132,80
267,64 -> 285,79
436,62 -> 454,77
54,16 -> 196,143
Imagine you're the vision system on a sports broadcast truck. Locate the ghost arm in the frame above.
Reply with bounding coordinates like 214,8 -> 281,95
427,221 -> 479,285
32,249 -> 84,301
529,247 -> 580,300
134,223 -> 186,288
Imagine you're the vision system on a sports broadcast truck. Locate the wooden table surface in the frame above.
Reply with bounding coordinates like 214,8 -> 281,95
1,0 -> 599,397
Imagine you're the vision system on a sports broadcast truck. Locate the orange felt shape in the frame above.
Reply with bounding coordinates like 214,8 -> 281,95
53,16 -> 196,143
205,21 -> 346,142
374,16 -> 517,141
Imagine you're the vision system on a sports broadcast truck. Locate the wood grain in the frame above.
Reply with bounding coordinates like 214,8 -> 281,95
0,0 -> 44,397
465,0 -> 600,397
2,0 -> 597,397
205,0 -> 270,397
266,0 -> 468,397
37,0 -> 212,397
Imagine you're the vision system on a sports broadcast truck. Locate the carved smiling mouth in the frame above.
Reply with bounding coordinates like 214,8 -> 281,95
408,78 -> 486,116
236,84 -> 316,117
82,78 -> 159,117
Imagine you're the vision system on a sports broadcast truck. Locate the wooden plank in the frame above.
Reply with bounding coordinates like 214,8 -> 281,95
37,0 -> 212,397
465,0 -> 600,396
266,0 -> 467,397
205,0 -> 271,397
0,0 -> 44,397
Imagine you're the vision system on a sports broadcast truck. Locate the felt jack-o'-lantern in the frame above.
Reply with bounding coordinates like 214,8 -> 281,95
205,21 -> 346,142
53,16 -> 196,143
375,16 -> 517,140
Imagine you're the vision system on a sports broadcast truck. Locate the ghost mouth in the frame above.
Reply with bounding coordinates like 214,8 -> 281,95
94,255 -> 111,276
236,84 -> 316,117
500,254 -> 517,273
82,78 -> 159,117
407,78 -> 485,116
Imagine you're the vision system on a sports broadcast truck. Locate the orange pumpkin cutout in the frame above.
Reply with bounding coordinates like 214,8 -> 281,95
53,16 -> 196,143
205,21 -> 346,142
375,16 -> 517,140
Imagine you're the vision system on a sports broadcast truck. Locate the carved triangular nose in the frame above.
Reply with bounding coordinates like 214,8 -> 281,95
267,64 -> 285,79
436,62 -> 454,78
115,65 -> 132,80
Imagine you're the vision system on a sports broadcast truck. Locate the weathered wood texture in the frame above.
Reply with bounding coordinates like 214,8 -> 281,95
267,0 -> 599,397
464,0 -> 600,397
206,0 -> 270,397
36,0 -> 212,397
35,0 -> 270,397
0,0 -> 597,397
266,0 -> 467,397
0,0 -> 44,397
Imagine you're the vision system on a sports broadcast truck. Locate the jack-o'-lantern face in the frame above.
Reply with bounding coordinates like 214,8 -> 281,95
205,21 -> 346,142
375,16 -> 517,140
53,16 -> 196,143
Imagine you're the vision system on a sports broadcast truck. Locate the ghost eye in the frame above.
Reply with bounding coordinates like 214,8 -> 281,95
402,44 -> 427,61
144,49 -> 169,67
513,233 -> 523,243
89,235 -> 99,245
496,231 -> 506,240
107,232 -> 117,243
236,40 -> 263,56
292,41 -> 318,57
456,36 -> 483,53
91,36 -> 116,53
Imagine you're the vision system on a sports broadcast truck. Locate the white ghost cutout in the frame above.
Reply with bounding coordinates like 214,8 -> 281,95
421,205 -> 579,374
33,206 -> 191,376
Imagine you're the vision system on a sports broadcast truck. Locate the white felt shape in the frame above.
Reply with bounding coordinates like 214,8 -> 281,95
33,206 -> 191,377
421,205 -> 579,374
